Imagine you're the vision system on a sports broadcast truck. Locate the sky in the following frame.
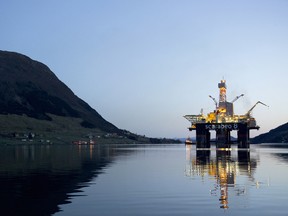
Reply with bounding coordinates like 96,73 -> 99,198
1,0 -> 288,138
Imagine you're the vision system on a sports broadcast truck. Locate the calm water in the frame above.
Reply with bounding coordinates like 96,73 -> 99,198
0,143 -> 288,216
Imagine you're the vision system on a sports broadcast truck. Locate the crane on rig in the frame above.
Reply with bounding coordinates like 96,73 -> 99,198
235,101 -> 269,128
245,101 -> 269,118
231,94 -> 244,103
209,95 -> 217,109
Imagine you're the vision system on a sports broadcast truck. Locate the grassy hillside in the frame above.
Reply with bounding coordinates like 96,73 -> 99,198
0,114 -> 112,144
0,114 -> 180,145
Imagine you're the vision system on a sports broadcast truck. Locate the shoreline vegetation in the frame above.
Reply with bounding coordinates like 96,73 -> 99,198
0,114 -> 181,145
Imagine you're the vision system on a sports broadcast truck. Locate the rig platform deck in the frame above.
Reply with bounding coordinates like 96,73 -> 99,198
184,79 -> 267,149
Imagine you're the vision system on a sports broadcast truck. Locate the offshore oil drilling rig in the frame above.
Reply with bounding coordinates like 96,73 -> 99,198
184,79 -> 268,149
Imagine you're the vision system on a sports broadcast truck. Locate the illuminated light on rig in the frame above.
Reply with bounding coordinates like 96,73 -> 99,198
184,79 -> 268,149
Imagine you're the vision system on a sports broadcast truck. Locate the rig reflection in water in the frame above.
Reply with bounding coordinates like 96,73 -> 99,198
185,145 -> 258,209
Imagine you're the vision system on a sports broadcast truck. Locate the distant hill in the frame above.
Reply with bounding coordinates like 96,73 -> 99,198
0,50 -> 180,144
251,122 -> 288,144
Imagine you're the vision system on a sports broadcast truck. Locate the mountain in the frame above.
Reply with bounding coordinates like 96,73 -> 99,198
0,50 -> 180,144
0,50 -> 119,133
251,122 -> 288,143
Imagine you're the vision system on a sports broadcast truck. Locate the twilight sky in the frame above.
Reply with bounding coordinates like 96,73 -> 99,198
1,0 -> 287,138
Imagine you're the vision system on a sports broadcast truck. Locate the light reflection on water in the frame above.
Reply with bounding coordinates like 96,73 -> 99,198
185,146 -> 259,209
0,144 -> 288,215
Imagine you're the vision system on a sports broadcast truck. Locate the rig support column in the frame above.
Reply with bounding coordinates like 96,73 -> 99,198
196,124 -> 210,148
237,123 -> 249,148
216,129 -> 231,149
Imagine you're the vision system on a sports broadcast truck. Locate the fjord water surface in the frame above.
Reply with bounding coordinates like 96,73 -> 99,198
0,144 -> 287,215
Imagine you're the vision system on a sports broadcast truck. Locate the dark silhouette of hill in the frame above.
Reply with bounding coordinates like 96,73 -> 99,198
252,122 -> 288,143
0,50 -> 120,133
0,50 -> 181,144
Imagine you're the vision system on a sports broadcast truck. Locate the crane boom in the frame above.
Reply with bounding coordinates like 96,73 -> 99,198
231,94 -> 244,103
209,95 -> 217,108
246,101 -> 269,116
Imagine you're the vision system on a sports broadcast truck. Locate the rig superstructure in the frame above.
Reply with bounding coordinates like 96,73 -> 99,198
184,79 -> 268,149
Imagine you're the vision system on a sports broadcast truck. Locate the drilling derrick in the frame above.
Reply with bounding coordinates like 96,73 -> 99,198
184,79 -> 267,149
217,80 -> 234,117
218,79 -> 227,103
